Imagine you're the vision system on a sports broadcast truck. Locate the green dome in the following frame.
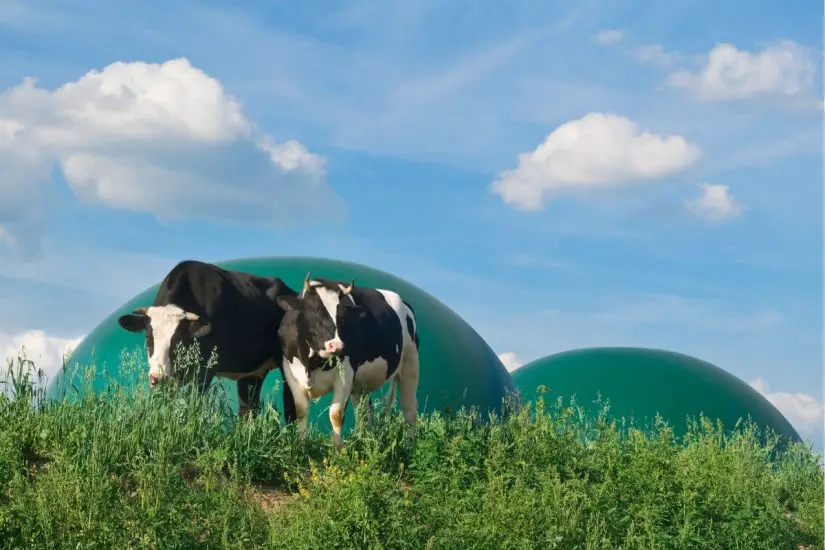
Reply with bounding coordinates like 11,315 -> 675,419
46,257 -> 515,435
512,347 -> 801,443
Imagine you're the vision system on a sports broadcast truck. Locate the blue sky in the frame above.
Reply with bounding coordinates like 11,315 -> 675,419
0,0 -> 822,447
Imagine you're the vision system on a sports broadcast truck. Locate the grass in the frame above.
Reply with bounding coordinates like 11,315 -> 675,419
0,346 -> 823,550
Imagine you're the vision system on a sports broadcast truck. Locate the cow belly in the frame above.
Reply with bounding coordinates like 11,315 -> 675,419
354,357 -> 390,393
216,358 -> 275,381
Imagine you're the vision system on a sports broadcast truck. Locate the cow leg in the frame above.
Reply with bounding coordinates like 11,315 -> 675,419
237,375 -> 265,418
280,359 -> 310,440
349,388 -> 374,427
330,358 -> 355,447
396,351 -> 420,441
382,379 -> 397,417
291,389 -> 310,441
278,364 -> 297,424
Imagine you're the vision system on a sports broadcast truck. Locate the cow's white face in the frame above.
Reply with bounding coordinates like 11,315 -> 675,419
117,304 -> 212,388
305,283 -> 348,358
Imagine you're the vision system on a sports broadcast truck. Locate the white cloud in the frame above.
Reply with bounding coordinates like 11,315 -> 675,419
497,351 -> 523,372
1,330 -> 84,385
257,136 -> 326,174
491,113 -> 702,210
634,44 -> 684,68
666,40 -> 816,102
594,29 -> 624,46
686,183 -> 744,221
0,57 -> 344,254
749,377 -> 824,441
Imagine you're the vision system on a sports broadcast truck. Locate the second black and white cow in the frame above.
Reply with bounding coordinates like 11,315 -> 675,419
117,260 -> 298,421
275,273 -> 420,445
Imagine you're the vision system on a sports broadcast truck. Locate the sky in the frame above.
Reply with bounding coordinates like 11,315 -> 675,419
0,0 -> 822,449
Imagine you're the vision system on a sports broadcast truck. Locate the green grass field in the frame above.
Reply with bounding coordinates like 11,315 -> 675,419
0,348 -> 822,550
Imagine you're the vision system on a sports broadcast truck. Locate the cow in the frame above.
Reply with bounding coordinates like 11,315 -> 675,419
116,259 -> 298,422
275,273 -> 420,446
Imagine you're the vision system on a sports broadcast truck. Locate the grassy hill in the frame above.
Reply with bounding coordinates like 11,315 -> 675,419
0,351 -> 822,549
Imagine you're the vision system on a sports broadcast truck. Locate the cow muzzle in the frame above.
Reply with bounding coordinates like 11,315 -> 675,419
148,373 -> 162,389
321,338 -> 345,358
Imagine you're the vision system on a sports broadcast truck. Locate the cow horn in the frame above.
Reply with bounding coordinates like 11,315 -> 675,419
133,307 -> 149,316
342,280 -> 355,295
303,272 -> 312,291
185,312 -> 200,321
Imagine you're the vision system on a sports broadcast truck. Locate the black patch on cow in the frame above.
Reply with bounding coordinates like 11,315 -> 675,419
145,323 -> 155,357
405,315 -> 418,350
402,299 -> 419,349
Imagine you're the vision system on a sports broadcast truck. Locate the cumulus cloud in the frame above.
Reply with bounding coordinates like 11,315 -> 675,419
667,40 -> 816,102
749,377 -> 824,442
594,29 -> 624,46
635,44 -> 684,68
498,352 -> 523,372
0,58 -> 344,254
1,330 -> 84,385
491,113 -> 702,210
686,183 -> 744,222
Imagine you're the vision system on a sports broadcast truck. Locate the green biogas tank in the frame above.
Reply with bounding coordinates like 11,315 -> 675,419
512,347 -> 801,444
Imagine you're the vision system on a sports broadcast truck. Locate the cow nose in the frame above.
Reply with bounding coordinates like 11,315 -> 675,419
325,339 -> 344,354
149,374 -> 160,388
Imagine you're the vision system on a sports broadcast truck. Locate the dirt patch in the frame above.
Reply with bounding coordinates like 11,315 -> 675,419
251,482 -> 294,513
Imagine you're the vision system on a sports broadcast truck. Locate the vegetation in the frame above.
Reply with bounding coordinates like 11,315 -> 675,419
0,347 -> 822,550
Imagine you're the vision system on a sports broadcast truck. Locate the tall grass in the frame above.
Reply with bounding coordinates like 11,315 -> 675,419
0,347 -> 822,550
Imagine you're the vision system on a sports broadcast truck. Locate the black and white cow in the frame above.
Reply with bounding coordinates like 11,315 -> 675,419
275,273 -> 420,445
116,260 -> 298,421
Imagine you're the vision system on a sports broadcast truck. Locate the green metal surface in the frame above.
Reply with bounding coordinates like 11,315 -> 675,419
512,347 -> 801,443
46,256 -> 516,434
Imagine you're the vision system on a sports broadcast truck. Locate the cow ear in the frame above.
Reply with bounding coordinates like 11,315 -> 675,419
277,295 -> 304,312
118,313 -> 148,333
189,319 -> 211,339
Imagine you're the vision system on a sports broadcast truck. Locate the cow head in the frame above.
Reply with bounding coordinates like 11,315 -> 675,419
117,305 -> 212,389
276,273 -> 367,360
